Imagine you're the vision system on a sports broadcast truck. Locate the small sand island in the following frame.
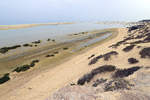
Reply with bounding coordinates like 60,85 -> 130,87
0,22 -> 73,30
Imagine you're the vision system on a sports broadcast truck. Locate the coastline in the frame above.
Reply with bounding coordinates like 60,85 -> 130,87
0,27 -> 120,100
0,22 -> 74,30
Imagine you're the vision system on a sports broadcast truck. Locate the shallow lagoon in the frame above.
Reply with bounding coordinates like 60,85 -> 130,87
0,22 -> 124,47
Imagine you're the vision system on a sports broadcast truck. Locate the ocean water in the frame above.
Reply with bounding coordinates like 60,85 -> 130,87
0,23 -> 124,47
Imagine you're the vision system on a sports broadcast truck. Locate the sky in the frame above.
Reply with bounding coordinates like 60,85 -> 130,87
0,0 -> 150,24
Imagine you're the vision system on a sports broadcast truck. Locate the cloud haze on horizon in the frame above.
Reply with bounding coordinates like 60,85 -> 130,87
0,0 -> 150,24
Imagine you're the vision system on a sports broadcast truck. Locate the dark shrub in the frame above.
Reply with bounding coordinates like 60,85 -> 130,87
103,51 -> 118,61
122,45 -> 135,52
54,51 -> 59,54
13,65 -> 30,72
30,60 -> 39,67
88,54 -> 95,59
104,79 -> 133,91
0,73 -> 10,84
63,47 -> 68,50
77,65 -> 116,85
128,25 -> 144,32
139,47 -> 150,58
0,45 -> 21,54
23,44 -> 31,47
32,40 -> 41,44
88,51 -> 118,65
88,55 -> 103,65
91,65 -> 116,75
128,58 -> 139,64
47,39 -> 51,41
46,54 -> 55,57
113,66 -> 141,78
92,78 -> 107,87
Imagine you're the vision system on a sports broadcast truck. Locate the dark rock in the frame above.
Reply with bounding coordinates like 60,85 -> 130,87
113,66 -> 141,78
128,58 -> 139,64
0,73 -> 10,84
139,47 -> 150,58
122,45 -> 135,52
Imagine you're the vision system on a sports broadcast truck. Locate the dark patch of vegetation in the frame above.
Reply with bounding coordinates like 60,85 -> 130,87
74,34 -> 78,35
0,45 -> 21,54
77,65 -> 116,85
46,54 -> 55,57
88,54 -> 95,59
88,51 -> 118,65
52,40 -> 55,42
113,66 -> 141,78
109,37 -> 133,48
32,40 -> 41,44
63,47 -> 68,50
92,78 -> 107,87
103,51 -> 118,61
122,45 -> 135,52
30,60 -> 39,67
47,38 -> 51,41
88,55 -> 103,65
139,47 -> 150,58
128,25 -> 144,32
104,78 -> 134,92
0,73 -> 10,84
54,51 -> 59,54
70,83 -> 76,86
23,44 -> 32,47
13,60 -> 39,73
128,58 -> 139,64
13,65 -> 30,72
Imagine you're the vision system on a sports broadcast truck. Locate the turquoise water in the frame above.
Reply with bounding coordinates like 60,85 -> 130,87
0,23 -> 124,47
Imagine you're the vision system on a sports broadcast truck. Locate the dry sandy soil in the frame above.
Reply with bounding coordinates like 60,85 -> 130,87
50,23 -> 150,100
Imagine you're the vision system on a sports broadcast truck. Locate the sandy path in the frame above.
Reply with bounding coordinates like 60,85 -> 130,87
0,28 -> 126,100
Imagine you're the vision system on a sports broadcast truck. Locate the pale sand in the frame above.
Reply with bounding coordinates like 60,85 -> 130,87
0,22 -> 73,30
0,28 -> 126,100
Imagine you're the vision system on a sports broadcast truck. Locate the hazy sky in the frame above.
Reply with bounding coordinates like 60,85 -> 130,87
0,0 -> 150,24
